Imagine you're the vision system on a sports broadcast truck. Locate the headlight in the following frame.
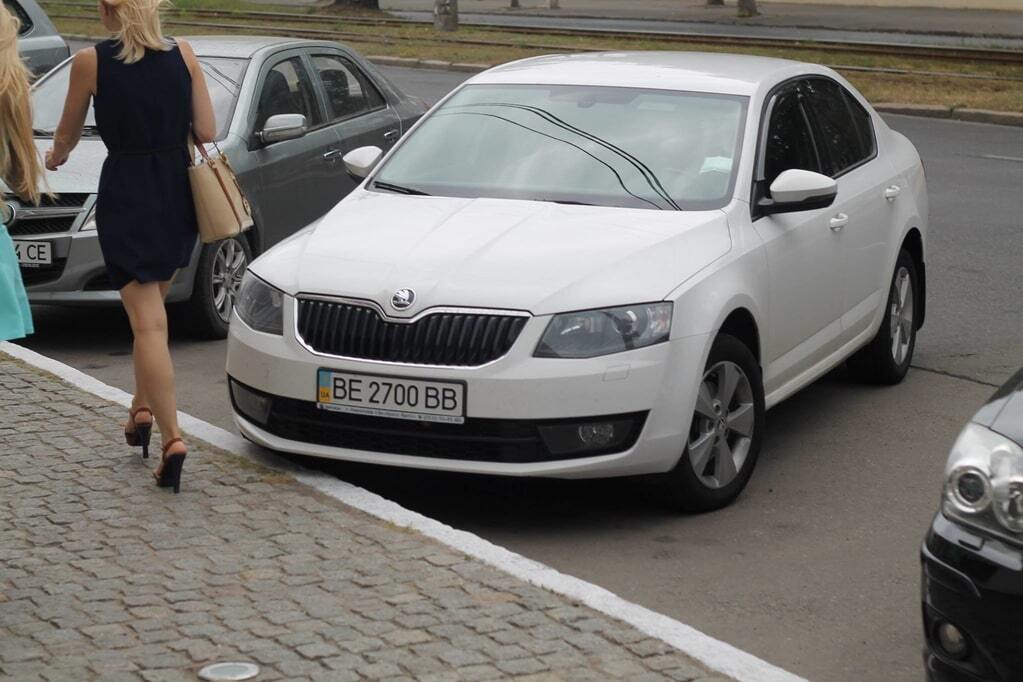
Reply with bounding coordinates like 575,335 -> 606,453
535,302 -> 672,359
942,422 -> 1023,543
234,272 -> 285,335
79,207 -> 97,231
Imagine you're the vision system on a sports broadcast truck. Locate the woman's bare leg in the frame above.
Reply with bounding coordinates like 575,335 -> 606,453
129,279 -> 173,413
120,280 -> 181,458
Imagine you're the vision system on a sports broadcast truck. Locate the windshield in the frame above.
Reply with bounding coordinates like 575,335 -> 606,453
373,84 -> 748,211
30,56 -> 248,141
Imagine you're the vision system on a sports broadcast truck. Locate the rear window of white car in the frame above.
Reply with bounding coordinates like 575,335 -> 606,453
373,84 -> 749,211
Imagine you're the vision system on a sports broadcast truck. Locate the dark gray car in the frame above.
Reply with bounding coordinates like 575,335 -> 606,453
14,36 -> 426,337
7,0 -> 68,75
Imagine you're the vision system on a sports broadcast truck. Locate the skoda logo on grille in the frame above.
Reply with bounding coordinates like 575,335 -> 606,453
391,288 -> 416,311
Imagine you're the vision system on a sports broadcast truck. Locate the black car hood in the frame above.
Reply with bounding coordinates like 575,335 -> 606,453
973,368 -> 1023,446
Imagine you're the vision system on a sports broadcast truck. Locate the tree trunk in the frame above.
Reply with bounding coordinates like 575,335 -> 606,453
737,0 -> 759,16
509,0 -> 519,7
434,0 -> 458,31
362,0 -> 379,7
705,0 -> 724,6
548,0 -> 560,7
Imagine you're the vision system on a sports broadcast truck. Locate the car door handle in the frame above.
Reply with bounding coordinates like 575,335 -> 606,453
829,213 -> 849,231
884,185 -> 901,200
383,130 -> 399,143
323,149 -> 343,163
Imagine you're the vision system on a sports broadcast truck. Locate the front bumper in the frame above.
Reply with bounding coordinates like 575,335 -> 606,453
226,302 -> 710,478
921,514 -> 1023,682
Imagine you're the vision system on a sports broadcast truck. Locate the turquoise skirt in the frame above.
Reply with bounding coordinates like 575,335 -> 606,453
0,222 -> 33,341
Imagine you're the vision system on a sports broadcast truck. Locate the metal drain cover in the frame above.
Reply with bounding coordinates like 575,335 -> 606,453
197,662 -> 260,681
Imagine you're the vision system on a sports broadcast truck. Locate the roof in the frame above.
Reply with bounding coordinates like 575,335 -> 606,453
180,35 -> 307,59
471,52 -> 828,96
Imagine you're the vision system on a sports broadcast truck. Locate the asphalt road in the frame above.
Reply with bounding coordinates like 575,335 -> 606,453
19,65 -> 1023,681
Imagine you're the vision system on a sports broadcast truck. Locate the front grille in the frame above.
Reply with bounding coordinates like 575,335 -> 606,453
20,259 -> 67,286
39,193 -> 89,209
238,387 -> 647,464
8,216 -> 77,236
297,299 -> 529,367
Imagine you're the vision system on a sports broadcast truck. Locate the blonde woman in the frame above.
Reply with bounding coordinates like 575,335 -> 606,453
0,3 -> 43,342
46,0 -> 215,493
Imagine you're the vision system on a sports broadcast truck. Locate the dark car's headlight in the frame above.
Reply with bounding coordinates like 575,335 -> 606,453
535,302 -> 672,359
234,272 -> 285,335
943,423 -> 1023,542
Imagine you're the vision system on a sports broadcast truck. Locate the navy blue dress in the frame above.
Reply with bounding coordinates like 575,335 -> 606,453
94,39 -> 198,290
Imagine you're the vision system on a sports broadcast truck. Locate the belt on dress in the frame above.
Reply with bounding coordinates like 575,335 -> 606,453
107,144 -> 187,156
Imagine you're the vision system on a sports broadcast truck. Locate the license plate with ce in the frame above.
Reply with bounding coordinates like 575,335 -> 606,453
316,369 -> 466,424
13,240 -> 52,267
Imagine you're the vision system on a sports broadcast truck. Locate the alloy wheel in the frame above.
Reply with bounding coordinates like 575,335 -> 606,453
211,238 -> 248,324
688,361 -> 755,489
890,266 -> 914,366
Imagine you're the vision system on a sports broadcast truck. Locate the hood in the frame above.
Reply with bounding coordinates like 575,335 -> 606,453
251,191 -> 731,316
972,368 -> 1023,447
36,137 -> 105,195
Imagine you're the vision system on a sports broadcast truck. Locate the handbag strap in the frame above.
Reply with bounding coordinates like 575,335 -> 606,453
189,134 -> 245,228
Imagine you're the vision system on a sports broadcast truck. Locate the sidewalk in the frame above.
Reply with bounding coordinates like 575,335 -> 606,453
0,353 -> 725,682
380,0 -> 1023,39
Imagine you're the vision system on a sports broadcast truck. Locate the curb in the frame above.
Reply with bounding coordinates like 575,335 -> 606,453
874,103 -> 1023,127
0,341 -> 806,682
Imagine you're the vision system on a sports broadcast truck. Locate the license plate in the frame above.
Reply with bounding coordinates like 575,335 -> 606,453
13,240 -> 52,267
317,369 -> 466,424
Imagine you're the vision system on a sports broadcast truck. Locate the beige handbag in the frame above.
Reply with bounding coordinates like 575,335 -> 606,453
188,138 -> 253,244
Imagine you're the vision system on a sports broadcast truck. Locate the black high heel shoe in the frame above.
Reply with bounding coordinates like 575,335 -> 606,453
154,438 -> 187,494
124,406 -> 154,459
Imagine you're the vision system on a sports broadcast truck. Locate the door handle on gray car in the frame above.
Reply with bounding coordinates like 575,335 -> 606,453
383,130 -> 399,144
884,185 -> 901,200
323,149 -> 343,163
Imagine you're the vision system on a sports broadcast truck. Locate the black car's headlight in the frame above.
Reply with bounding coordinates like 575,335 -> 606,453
943,423 -> 1023,544
234,272 -> 285,335
535,302 -> 672,359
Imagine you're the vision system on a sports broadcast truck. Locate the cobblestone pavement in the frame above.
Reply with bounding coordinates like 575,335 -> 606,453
0,355 -> 726,682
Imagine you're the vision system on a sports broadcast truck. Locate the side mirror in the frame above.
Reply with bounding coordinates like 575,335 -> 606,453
343,146 -> 383,180
758,169 -> 837,216
259,113 -> 307,145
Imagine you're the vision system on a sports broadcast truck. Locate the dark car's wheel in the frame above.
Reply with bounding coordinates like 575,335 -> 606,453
847,248 -> 918,385
187,236 -> 251,339
657,333 -> 765,512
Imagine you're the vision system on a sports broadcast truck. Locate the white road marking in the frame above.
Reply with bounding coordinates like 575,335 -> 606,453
978,154 -> 1023,163
1,340 -> 806,682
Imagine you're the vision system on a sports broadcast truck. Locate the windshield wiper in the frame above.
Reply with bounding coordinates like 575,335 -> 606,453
33,127 -> 53,138
373,181 -> 430,196
81,125 -> 101,137
533,198 -> 595,206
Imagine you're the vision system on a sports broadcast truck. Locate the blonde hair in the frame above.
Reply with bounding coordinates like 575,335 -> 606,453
103,0 -> 170,64
0,3 -> 44,206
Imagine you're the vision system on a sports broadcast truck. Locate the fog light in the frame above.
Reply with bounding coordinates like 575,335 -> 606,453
538,416 -> 640,456
230,379 -> 272,426
578,423 -> 615,448
936,622 -> 969,660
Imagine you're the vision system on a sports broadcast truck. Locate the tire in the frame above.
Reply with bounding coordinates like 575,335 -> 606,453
847,248 -> 918,385
656,333 -> 766,513
186,236 -> 251,340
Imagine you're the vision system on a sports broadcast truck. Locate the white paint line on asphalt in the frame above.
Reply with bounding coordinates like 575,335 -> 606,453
2,340 -> 806,682
978,153 -> 1023,163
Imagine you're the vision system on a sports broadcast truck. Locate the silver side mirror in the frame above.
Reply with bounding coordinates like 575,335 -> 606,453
259,113 -> 307,145
343,146 -> 384,180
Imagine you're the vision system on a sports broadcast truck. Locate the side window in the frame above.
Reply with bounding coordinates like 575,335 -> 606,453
255,57 -> 322,134
4,0 -> 32,35
311,54 -> 385,123
762,87 -> 819,188
803,78 -> 873,177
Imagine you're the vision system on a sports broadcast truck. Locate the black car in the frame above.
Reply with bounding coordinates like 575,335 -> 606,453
922,368 -> 1023,682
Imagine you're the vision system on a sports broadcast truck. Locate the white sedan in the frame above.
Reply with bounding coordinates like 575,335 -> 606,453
226,52 -> 927,510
